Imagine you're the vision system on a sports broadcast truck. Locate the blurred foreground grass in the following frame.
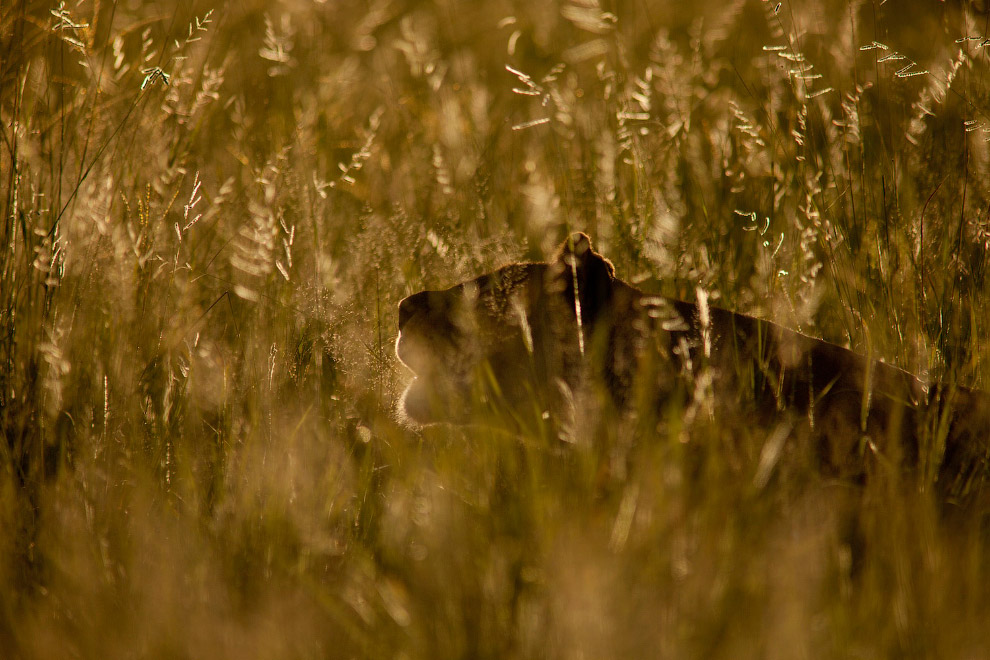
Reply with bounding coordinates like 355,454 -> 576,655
4,0 -> 990,657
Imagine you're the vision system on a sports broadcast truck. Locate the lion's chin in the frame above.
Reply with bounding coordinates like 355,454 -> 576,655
398,377 -> 447,425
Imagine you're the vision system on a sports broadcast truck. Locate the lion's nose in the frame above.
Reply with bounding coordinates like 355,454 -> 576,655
398,290 -> 431,329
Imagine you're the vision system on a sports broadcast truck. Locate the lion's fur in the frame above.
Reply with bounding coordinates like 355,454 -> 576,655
396,233 -> 990,501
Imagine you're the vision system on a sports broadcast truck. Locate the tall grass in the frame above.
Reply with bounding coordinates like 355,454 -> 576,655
3,0 -> 990,657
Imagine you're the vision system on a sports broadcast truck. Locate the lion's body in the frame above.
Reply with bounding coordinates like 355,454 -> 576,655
396,233 -> 990,501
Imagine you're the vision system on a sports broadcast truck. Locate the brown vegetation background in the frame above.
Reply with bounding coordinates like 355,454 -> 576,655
3,0 -> 990,657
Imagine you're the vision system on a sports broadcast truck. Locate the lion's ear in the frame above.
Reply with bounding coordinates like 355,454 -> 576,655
552,232 -> 615,326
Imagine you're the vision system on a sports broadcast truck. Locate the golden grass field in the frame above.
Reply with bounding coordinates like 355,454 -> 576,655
4,0 -> 990,657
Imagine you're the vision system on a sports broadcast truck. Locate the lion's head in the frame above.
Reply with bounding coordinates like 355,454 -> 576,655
395,233 -> 617,425
395,233 -> 990,505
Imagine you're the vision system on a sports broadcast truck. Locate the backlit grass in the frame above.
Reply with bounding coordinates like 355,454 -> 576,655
3,1 -> 990,657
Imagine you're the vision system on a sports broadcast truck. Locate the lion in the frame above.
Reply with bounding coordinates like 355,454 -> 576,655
396,233 -> 990,501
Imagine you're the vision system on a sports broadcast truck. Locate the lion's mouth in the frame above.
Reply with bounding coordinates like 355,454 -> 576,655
396,331 -> 436,423
395,332 -> 415,372
395,330 -> 432,377
396,331 -> 470,424
396,327 -> 464,377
